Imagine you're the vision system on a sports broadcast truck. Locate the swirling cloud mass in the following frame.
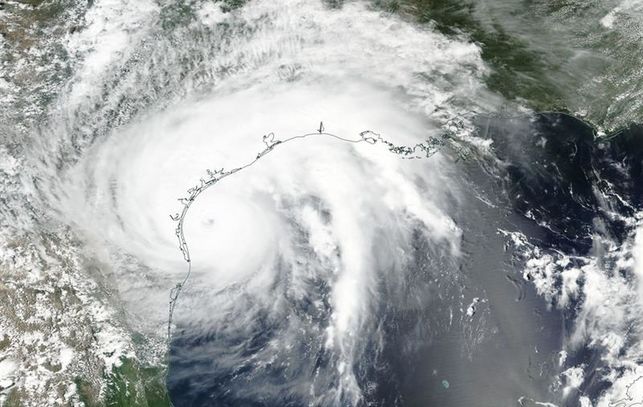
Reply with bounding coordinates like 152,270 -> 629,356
1,0 -> 643,406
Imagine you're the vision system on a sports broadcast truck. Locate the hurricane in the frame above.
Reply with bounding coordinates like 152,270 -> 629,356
1,0 -> 642,406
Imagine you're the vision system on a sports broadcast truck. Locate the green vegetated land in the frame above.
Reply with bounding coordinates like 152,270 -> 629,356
382,0 -> 641,133
390,0 -> 568,111
2,1 -> 638,406
76,358 -> 171,407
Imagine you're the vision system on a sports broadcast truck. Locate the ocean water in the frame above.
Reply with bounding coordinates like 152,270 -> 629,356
1,0 -> 642,406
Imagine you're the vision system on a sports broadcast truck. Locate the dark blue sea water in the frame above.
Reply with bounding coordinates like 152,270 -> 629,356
167,114 -> 643,407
